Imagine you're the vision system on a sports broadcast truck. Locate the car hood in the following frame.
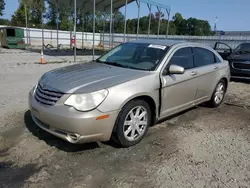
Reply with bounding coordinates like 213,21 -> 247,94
230,54 -> 250,61
39,62 -> 150,93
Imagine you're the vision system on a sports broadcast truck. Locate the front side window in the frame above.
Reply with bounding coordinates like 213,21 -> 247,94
169,47 -> 194,69
194,47 -> 214,67
97,43 -> 169,71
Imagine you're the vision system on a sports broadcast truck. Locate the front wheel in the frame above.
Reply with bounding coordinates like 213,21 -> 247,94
113,100 -> 151,147
208,80 -> 226,108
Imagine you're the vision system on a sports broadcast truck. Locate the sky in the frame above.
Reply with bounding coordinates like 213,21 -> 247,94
1,0 -> 250,31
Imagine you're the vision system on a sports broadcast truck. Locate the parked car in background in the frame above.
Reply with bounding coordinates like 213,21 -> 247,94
214,42 -> 250,79
29,40 -> 230,147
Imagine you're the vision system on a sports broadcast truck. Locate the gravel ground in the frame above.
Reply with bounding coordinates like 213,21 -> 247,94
0,50 -> 250,188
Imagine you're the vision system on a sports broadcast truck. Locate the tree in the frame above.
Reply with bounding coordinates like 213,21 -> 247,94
59,7 -> 73,30
172,12 -> 212,36
113,11 -> 125,33
0,18 -> 9,25
11,2 -> 28,26
172,13 -> 186,35
11,0 -> 45,27
46,0 -> 57,27
29,0 -> 45,25
172,13 -> 183,26
155,11 -> 164,20
125,12 -> 175,35
168,22 -> 177,35
10,0 -> 213,36
0,0 -> 5,16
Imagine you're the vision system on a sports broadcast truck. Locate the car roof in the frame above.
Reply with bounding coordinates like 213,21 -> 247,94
127,39 -> 217,52
128,39 -> 188,46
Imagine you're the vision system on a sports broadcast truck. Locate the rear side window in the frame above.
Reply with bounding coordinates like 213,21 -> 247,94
194,47 -> 215,67
169,47 -> 194,69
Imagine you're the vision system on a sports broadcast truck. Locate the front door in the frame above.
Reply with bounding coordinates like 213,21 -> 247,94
214,42 -> 232,59
160,47 -> 198,118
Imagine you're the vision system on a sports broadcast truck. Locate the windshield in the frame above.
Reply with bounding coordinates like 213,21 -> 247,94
234,43 -> 250,53
97,43 -> 169,71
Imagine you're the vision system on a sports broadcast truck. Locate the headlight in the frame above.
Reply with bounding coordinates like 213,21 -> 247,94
64,89 -> 108,112
31,85 -> 37,95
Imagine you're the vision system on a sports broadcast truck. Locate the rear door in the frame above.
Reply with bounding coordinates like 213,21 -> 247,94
160,47 -> 198,117
193,47 -> 222,103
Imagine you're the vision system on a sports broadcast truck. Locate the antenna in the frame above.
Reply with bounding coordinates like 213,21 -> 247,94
214,16 -> 218,32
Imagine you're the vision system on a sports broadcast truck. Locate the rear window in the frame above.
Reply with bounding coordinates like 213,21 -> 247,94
6,29 -> 15,37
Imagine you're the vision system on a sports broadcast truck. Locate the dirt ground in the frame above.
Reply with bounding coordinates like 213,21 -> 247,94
0,50 -> 250,188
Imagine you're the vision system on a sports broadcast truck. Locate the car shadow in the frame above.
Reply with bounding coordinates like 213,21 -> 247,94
24,111 -> 103,152
155,106 -> 198,126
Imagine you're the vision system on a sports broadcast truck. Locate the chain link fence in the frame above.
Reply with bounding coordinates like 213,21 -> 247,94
12,26 -> 250,50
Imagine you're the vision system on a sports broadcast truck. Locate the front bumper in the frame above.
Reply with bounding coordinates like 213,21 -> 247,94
29,90 -> 119,144
231,63 -> 250,80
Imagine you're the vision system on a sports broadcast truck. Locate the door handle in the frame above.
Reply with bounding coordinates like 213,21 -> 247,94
191,71 -> 198,76
214,66 -> 219,70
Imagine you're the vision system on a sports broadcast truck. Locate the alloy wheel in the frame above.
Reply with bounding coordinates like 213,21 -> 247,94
214,83 -> 225,104
123,106 -> 148,142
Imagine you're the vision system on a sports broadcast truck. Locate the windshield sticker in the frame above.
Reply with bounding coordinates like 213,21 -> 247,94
148,44 -> 167,50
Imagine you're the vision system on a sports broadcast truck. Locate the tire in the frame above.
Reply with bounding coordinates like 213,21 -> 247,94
207,79 -> 226,108
113,100 -> 151,147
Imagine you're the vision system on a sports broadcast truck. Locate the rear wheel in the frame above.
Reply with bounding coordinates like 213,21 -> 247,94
113,100 -> 151,147
208,80 -> 226,108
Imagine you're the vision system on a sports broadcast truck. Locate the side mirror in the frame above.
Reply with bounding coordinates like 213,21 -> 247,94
168,64 -> 185,74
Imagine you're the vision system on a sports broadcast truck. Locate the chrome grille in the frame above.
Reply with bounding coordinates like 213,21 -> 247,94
233,62 -> 250,70
34,84 -> 64,106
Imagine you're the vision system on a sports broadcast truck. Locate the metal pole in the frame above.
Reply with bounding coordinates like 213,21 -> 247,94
157,7 -> 161,39
166,9 -> 171,38
56,0 -> 59,50
93,0 -> 96,61
74,0 -> 77,62
41,5 -> 44,52
102,18 -> 105,51
147,4 -> 151,39
82,7 -> 84,50
123,0 -> 128,42
136,0 -> 140,39
112,11 -> 115,48
109,0 -> 113,49
24,4 -> 28,47
50,29 -> 52,45
70,30 -> 72,49
28,28 -> 31,45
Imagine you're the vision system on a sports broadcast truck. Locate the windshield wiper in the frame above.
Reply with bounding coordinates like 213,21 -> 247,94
96,60 -> 148,71
102,61 -> 131,69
